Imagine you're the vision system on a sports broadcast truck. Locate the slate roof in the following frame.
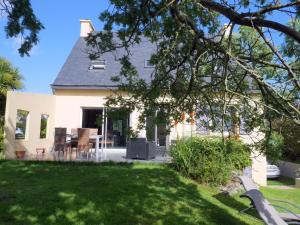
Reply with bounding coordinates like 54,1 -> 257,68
52,36 -> 156,90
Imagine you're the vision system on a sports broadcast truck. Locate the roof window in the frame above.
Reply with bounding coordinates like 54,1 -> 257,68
89,60 -> 106,70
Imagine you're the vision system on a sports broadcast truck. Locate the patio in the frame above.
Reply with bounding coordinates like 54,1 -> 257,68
51,147 -> 171,164
99,147 -> 171,163
40,127 -> 171,163
29,147 -> 172,163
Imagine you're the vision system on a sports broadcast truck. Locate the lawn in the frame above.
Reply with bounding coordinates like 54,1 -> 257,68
1,161 -> 299,225
267,176 -> 295,186
261,187 -> 300,214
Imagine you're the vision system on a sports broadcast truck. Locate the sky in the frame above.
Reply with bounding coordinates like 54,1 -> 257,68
0,0 -> 110,94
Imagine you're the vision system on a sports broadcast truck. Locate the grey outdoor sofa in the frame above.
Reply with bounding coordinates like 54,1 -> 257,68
126,138 -> 156,160
237,176 -> 300,225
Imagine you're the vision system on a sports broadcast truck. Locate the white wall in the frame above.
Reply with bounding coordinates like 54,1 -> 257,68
54,89 -> 141,135
4,89 -> 267,186
4,91 -> 56,158
55,89 -> 108,132
241,132 -> 267,186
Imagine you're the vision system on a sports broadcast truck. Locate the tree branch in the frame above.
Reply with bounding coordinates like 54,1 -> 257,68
198,0 -> 300,43
240,1 -> 300,17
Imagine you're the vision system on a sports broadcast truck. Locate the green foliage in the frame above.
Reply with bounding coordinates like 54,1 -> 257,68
225,138 -> 252,171
0,57 -> 23,151
0,161 -> 264,225
2,0 -> 44,56
15,110 -> 29,139
273,119 -> 300,163
0,57 -> 23,118
170,137 -> 251,185
0,57 -> 23,95
40,115 -> 48,139
283,19 -> 300,58
265,132 -> 284,164
88,0 -> 300,140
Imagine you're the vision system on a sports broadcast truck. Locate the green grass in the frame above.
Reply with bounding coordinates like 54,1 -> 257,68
0,160 -> 263,225
267,176 -> 295,186
261,187 -> 300,214
2,160 -> 299,225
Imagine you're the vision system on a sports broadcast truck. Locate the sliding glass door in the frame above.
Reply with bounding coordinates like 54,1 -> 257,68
146,110 -> 167,147
82,108 -> 129,148
105,109 -> 129,148
82,108 -> 103,134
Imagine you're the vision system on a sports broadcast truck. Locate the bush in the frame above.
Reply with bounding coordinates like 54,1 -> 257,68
170,137 -> 251,185
266,132 -> 284,164
273,119 -> 300,162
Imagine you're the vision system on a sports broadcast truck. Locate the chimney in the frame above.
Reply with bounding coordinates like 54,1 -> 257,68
80,19 -> 95,37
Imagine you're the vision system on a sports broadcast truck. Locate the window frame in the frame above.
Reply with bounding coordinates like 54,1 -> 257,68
40,114 -> 49,139
89,60 -> 106,70
15,109 -> 29,140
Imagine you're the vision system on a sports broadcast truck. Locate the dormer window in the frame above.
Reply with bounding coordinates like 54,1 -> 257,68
89,60 -> 106,70
144,59 -> 154,68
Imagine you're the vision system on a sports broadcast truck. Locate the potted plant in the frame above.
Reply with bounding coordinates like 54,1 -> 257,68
15,149 -> 26,159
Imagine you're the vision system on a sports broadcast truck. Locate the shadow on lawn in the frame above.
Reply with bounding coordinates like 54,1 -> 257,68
214,193 -> 261,220
0,161 -> 257,225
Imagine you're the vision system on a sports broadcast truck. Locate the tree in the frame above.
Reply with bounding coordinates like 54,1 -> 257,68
0,0 -> 44,56
86,0 -> 300,149
0,57 -> 23,152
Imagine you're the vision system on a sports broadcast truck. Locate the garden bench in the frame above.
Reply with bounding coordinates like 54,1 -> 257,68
237,176 -> 300,225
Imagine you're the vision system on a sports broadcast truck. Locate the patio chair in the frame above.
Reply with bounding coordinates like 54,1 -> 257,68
87,128 -> 98,156
126,138 -> 156,160
53,127 -> 69,160
66,128 -> 79,158
77,128 -> 92,160
237,176 -> 300,225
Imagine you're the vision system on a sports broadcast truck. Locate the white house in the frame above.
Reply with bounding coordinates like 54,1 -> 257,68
4,19 -> 267,186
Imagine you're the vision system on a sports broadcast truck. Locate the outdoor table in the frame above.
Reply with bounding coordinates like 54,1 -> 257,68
90,134 -> 104,162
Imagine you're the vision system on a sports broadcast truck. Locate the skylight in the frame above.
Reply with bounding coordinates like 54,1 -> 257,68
89,60 -> 106,70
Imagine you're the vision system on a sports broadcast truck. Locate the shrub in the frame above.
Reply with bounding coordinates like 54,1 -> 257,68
225,138 -> 252,171
273,119 -> 300,162
170,137 -> 251,185
265,132 -> 284,164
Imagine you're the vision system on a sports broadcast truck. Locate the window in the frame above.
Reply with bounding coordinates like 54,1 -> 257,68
40,114 -> 49,139
15,110 -> 29,139
89,60 -> 106,70
144,59 -> 154,68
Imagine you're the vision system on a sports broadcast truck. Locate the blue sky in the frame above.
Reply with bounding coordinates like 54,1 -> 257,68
0,0 -> 109,94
